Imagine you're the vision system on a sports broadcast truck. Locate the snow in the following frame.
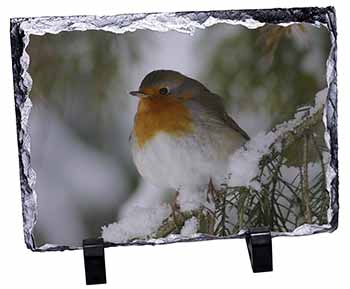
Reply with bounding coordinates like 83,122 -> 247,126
119,180 -> 167,218
102,204 -> 171,243
180,217 -> 199,236
227,131 -> 276,190
177,187 -> 207,211
227,88 -> 327,189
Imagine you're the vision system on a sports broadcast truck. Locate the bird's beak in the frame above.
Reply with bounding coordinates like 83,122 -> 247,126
129,91 -> 149,98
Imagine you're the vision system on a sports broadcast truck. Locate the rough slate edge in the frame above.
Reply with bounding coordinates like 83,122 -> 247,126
9,6 -> 338,252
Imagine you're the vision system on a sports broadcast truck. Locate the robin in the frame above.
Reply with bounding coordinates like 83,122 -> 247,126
129,70 -> 249,209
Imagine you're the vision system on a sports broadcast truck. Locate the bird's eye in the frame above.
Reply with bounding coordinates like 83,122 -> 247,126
159,87 -> 169,95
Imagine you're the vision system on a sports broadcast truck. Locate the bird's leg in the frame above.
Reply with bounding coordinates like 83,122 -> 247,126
170,191 -> 181,227
206,178 -> 219,203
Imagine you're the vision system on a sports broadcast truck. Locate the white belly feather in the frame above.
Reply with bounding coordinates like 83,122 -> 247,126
131,127 -> 243,191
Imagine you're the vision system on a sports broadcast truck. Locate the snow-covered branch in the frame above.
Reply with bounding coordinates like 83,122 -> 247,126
227,88 -> 327,190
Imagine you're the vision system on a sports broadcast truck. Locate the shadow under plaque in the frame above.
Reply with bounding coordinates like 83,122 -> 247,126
10,7 -> 338,252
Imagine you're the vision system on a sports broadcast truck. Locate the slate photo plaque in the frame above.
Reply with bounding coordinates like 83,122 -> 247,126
10,6 -> 337,252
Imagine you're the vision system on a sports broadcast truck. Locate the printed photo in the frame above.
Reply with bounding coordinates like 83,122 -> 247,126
25,20 -> 332,247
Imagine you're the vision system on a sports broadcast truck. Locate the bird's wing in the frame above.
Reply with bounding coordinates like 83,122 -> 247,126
190,91 -> 250,141
223,113 -> 250,141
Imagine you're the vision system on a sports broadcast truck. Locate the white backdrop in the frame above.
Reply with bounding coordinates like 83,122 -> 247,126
1,0 -> 349,288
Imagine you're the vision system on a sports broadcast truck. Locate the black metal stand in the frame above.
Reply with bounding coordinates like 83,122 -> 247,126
83,238 -> 107,285
81,230 -> 272,285
245,227 -> 273,273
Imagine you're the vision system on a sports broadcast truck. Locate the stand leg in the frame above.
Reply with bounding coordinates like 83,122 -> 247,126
245,227 -> 273,273
83,238 -> 107,285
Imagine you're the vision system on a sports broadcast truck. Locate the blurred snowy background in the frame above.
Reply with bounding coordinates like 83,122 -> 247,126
27,23 -> 330,247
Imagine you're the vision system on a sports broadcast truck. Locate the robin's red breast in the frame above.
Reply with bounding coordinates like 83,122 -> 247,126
133,90 -> 193,148
129,70 -> 249,209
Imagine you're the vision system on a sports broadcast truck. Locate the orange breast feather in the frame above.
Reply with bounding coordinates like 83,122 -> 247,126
134,95 -> 193,148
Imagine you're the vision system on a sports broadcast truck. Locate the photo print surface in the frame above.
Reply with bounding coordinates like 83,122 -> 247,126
10,7 -> 338,250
